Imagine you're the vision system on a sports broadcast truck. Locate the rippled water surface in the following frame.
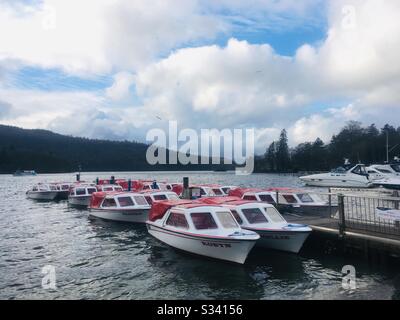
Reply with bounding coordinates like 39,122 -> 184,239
1,171 -> 399,300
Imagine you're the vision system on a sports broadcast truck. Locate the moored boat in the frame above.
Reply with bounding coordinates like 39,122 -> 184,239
146,200 -> 260,264
26,183 -> 58,200
198,197 -> 312,253
229,187 -> 337,217
68,184 -> 97,207
299,163 -> 373,188
88,191 -> 151,223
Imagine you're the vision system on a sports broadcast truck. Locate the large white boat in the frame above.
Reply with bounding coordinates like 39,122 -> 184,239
89,192 -> 151,223
198,197 -> 312,253
146,200 -> 260,264
299,163 -> 373,188
26,183 -> 58,200
229,187 -> 336,217
68,184 -> 98,207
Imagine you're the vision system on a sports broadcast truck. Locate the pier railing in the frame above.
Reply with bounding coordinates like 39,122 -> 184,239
339,193 -> 400,237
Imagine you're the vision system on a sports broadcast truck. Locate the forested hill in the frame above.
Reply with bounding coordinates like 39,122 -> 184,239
0,125 -> 231,173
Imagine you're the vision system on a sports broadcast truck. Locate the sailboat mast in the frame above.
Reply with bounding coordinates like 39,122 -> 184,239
386,130 -> 389,163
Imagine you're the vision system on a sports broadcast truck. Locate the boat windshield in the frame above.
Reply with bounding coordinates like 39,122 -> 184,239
117,196 -> 134,207
230,209 -> 243,225
264,207 -> 286,223
102,198 -> 117,207
297,193 -> 314,203
281,194 -> 298,203
258,194 -> 275,203
221,187 -> 231,194
351,165 -> 368,176
242,208 -> 268,224
75,188 -> 86,195
216,211 -> 239,229
212,188 -> 223,195
191,212 -> 218,230
331,166 -> 347,173
377,169 -> 393,173
391,164 -> 400,173
133,195 -> 148,206
153,194 -> 168,201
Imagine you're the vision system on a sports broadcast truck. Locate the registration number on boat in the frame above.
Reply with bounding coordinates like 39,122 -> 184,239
201,241 -> 232,248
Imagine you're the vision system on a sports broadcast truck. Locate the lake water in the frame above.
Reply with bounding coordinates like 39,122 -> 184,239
0,171 -> 399,300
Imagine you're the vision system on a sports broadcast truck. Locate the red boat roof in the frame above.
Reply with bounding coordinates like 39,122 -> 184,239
197,196 -> 241,204
228,188 -> 266,197
148,200 -> 223,221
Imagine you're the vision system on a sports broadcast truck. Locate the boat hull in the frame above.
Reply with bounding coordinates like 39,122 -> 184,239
279,204 -> 338,218
68,196 -> 91,207
147,224 -> 257,264
300,177 -> 371,188
246,228 -> 311,253
27,191 -> 58,200
89,208 -> 149,223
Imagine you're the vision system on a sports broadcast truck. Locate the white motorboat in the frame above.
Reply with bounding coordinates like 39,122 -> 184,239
146,200 -> 260,264
54,182 -> 74,200
26,183 -> 58,200
68,184 -> 98,207
88,192 -> 151,223
198,197 -> 312,253
140,190 -> 180,205
229,187 -> 337,217
299,163 -> 373,188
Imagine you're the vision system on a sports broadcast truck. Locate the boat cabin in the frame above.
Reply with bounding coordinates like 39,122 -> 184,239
70,185 -> 98,197
31,183 -> 58,192
90,192 -> 151,210
97,184 -> 124,192
140,190 -> 180,205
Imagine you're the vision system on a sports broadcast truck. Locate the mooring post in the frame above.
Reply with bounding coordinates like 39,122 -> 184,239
338,193 -> 346,238
110,175 -> 115,184
328,187 -> 332,217
128,179 -> 131,191
76,173 -> 80,182
182,177 -> 190,199
96,177 -> 99,185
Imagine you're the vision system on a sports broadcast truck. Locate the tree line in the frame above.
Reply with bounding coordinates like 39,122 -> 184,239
255,121 -> 400,173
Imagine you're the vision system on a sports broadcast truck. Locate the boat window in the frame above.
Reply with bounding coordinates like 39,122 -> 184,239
143,185 -> 150,190
212,188 -> 223,195
102,198 -> 117,207
258,194 -> 275,203
243,195 -> 257,201
167,194 -> 180,200
242,208 -> 268,224
191,212 -> 218,230
282,194 -> 298,203
221,187 -> 231,194
145,196 -> 153,205
153,194 -> 167,201
166,185 -> 172,190
230,209 -> 243,225
216,211 -> 238,228
118,196 -> 134,207
114,186 -> 123,191
264,207 -> 285,223
88,188 -> 97,194
297,193 -> 314,203
103,187 -> 113,191
199,188 -> 207,196
133,195 -> 148,206
166,212 -> 189,229
49,185 -> 57,191
33,186 -> 38,191
377,169 -> 392,173
75,188 -> 86,195
61,185 -> 70,190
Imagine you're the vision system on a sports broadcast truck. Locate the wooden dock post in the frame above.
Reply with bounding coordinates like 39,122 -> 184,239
338,193 -> 346,238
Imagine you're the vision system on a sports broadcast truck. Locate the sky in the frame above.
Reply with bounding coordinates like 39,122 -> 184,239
0,0 -> 400,154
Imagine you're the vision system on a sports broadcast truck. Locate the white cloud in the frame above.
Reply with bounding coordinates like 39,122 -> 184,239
105,71 -> 135,101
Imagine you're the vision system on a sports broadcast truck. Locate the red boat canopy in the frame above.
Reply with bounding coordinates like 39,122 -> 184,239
197,196 -> 241,205
228,188 -> 265,197
172,184 -> 183,196
90,192 -> 107,208
148,199 -> 193,222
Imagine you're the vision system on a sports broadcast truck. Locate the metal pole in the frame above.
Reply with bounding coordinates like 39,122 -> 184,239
328,187 -> 332,217
338,194 -> 346,238
182,177 -> 190,199
386,130 -> 389,163
128,179 -> 131,191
